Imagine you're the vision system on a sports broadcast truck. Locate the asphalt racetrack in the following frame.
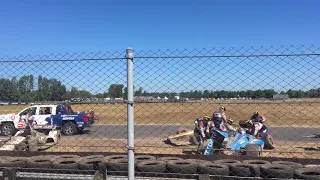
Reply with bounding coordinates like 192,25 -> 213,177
74,125 -> 320,143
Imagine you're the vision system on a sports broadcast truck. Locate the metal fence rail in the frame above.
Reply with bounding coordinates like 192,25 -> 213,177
0,45 -> 319,179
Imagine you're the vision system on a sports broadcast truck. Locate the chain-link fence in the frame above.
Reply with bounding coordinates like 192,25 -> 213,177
0,45 -> 319,179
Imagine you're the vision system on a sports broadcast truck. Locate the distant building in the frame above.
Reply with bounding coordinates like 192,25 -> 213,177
134,96 -> 157,102
273,94 -> 289,99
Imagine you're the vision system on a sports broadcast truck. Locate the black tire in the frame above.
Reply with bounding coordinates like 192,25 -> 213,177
230,163 -> 260,177
57,155 -> 81,160
272,160 -> 303,169
135,155 -> 156,163
157,156 -> 183,162
27,156 -> 53,168
61,122 -> 77,135
260,164 -> 293,178
136,160 -> 166,173
52,158 -> 79,169
263,134 -> 276,149
187,159 -> 210,165
105,154 -> 127,162
167,160 -> 197,174
79,158 -> 104,170
242,159 -> 271,166
245,144 -> 262,157
214,159 -> 241,166
294,167 -> 320,179
107,159 -> 128,172
1,123 -> 16,136
81,155 -> 104,161
198,162 -> 229,175
1,157 -> 27,168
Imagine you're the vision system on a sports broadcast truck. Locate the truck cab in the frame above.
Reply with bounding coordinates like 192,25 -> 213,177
0,104 -> 94,136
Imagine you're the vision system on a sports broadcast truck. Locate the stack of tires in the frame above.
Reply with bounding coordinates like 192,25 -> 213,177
0,155 -> 319,179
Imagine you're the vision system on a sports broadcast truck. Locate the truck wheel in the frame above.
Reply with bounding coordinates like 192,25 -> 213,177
1,123 -> 16,136
61,122 -> 77,135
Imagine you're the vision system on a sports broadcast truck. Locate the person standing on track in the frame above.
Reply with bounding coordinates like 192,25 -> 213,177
194,115 -> 212,154
249,111 -> 266,124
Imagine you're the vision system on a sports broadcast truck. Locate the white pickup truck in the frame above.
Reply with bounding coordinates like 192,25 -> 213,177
0,104 -> 93,136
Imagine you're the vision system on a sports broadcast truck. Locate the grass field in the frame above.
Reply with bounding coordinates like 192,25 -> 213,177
1,100 -> 319,127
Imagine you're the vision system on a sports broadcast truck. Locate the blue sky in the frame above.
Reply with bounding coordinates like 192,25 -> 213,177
0,0 -> 320,94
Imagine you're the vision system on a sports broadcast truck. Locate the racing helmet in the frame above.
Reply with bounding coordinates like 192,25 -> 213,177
203,115 -> 211,121
219,106 -> 226,111
254,111 -> 259,115
227,118 -> 234,125
246,119 -> 253,126
27,108 -> 32,112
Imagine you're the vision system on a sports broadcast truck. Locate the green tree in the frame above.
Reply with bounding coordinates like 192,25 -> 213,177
135,87 -> 143,96
203,90 -> 210,98
108,84 -> 124,98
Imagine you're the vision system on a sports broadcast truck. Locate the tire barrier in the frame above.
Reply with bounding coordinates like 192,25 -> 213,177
166,160 -> 198,174
272,160 -> 304,169
294,167 -> 320,179
136,160 -> 166,173
260,164 -> 294,179
198,162 -> 229,176
213,159 -> 241,166
134,155 -> 156,163
0,154 -> 318,179
242,159 -> 271,166
26,155 -> 53,168
52,158 -> 79,169
157,156 -> 183,162
0,157 -> 27,168
229,163 -> 260,177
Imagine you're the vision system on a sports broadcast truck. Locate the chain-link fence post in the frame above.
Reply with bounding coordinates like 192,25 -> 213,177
126,47 -> 135,180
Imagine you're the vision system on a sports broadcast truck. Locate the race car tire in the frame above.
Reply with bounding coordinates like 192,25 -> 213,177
245,144 -> 262,157
0,157 -> 27,168
157,156 -> 183,162
52,158 -> 79,169
1,123 -> 16,136
27,155 -> 53,168
260,164 -> 293,178
107,159 -> 128,172
242,159 -> 271,166
135,155 -> 156,163
198,162 -> 229,175
272,160 -> 303,169
230,163 -> 260,177
61,122 -> 77,136
136,160 -> 166,173
294,167 -> 320,179
262,134 -> 276,149
167,160 -> 197,174
214,159 -> 241,166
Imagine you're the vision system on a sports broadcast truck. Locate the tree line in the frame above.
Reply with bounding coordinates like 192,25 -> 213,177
0,76 -> 319,102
